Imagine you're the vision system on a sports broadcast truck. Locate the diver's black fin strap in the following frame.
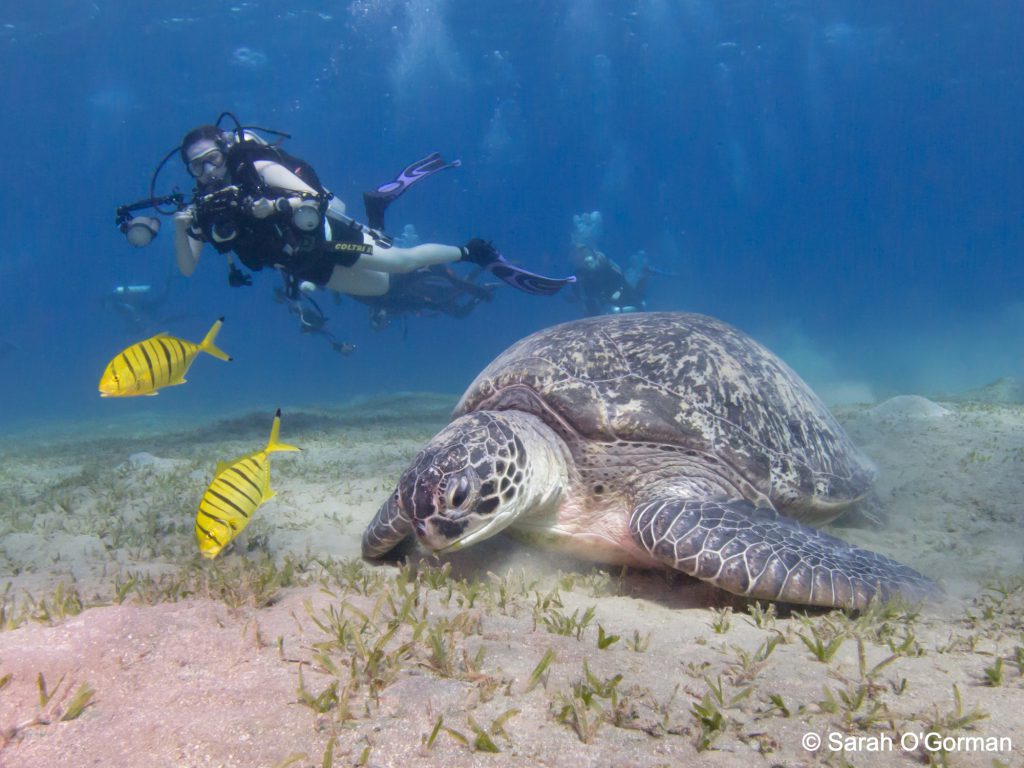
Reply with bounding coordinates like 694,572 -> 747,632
363,151 -> 461,231
487,254 -> 577,296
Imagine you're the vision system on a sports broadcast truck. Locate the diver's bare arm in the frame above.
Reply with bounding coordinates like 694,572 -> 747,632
252,161 -> 319,196
173,211 -> 204,276
358,243 -> 462,274
251,161 -> 353,220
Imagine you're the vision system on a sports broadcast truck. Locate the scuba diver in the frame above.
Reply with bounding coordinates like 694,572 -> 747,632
355,264 -> 497,332
116,113 -> 574,306
100,273 -> 186,334
569,244 -> 649,316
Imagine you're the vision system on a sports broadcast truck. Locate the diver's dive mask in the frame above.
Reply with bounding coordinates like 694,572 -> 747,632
122,215 -> 161,247
186,147 -> 227,178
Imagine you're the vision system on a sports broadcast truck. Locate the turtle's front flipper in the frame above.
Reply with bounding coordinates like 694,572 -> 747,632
629,495 -> 938,609
362,490 -> 414,560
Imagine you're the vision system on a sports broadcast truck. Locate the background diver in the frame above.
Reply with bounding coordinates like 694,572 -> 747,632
355,263 -> 498,333
275,262 -> 495,347
100,272 -> 187,334
116,113 -> 574,306
569,244 -> 649,316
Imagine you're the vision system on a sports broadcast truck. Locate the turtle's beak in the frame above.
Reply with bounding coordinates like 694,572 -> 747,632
414,516 -> 468,552
433,538 -> 467,555
418,510 -> 518,553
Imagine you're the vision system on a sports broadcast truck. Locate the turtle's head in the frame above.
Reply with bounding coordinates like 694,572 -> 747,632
393,411 -> 564,553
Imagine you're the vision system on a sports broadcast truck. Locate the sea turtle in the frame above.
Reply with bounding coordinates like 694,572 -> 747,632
362,312 -> 936,609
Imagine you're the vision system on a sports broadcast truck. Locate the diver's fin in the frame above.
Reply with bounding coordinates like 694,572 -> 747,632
486,253 -> 577,296
199,317 -> 232,362
266,408 -> 301,454
363,151 -> 461,231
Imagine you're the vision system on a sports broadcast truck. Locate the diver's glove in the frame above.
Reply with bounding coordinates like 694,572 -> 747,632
228,264 -> 253,288
460,238 -> 500,267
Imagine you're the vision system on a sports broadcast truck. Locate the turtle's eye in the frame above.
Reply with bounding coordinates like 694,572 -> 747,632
447,474 -> 471,509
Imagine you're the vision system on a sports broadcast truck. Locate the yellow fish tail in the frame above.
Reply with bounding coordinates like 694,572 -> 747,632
199,317 -> 232,362
266,408 -> 301,454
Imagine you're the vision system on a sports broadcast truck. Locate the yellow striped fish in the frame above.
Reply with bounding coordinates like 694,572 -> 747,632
98,318 -> 231,397
195,409 -> 300,559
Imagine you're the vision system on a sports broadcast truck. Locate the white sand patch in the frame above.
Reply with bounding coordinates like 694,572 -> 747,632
121,452 -> 189,474
867,394 -> 951,420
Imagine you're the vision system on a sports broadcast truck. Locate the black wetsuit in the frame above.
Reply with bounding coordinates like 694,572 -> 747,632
576,257 -> 625,315
189,141 -> 373,286
573,252 -> 646,316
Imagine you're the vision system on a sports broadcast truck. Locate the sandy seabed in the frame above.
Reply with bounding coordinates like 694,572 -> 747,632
0,391 -> 1022,768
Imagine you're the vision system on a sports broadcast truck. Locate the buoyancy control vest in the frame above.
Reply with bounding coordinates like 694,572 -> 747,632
192,139 -> 367,285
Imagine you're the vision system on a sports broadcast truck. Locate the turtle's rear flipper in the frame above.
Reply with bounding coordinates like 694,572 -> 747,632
362,489 -> 415,560
629,495 -> 939,610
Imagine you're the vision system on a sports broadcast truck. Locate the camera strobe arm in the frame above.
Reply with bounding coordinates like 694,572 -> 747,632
114,192 -> 186,228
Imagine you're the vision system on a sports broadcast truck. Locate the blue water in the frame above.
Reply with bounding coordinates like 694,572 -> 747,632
1,1 -> 1021,434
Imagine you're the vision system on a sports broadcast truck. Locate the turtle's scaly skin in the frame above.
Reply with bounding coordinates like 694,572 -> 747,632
363,312 -> 937,609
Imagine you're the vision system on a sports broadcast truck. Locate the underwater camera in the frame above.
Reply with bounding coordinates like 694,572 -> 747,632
114,111 -> 293,249
195,185 -> 246,243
